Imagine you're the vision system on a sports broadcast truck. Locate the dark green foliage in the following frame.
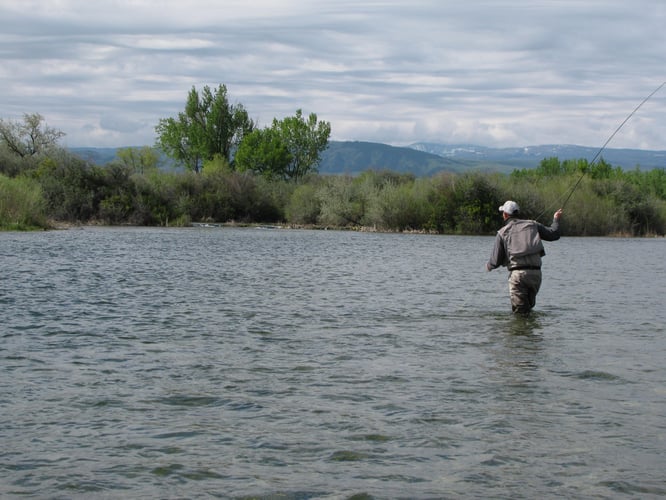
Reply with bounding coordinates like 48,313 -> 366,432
450,173 -> 502,234
235,110 -> 331,181
234,127 -> 292,180
155,84 -> 254,173
34,150 -> 105,222
426,172 -> 457,233
274,110 -> 331,182
2,131 -> 665,236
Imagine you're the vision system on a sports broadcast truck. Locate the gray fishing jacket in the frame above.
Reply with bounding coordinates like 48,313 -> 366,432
487,217 -> 560,271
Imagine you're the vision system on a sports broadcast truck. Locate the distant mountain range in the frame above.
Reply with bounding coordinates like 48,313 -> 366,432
71,141 -> 666,176
408,142 -> 666,173
317,141 -> 476,176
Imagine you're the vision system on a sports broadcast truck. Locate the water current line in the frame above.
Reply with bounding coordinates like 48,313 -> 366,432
537,81 -> 666,220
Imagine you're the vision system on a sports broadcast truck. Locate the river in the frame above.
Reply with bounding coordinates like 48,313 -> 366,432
1,227 -> 665,499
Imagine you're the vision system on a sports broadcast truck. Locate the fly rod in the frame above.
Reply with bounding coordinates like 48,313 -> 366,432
540,81 -> 666,217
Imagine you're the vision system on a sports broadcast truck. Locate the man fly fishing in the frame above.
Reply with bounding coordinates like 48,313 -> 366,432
485,81 -> 663,315
486,201 -> 562,315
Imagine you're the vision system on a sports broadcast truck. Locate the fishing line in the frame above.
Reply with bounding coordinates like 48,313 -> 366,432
538,81 -> 666,218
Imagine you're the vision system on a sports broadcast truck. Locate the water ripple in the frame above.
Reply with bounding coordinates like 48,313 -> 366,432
1,228 -> 665,498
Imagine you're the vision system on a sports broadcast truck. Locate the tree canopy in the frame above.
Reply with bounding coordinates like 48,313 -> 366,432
156,85 -> 330,180
274,109 -> 331,182
234,127 -> 292,179
235,109 -> 331,181
155,84 -> 254,173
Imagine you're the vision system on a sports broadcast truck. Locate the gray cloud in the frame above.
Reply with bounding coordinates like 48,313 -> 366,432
1,0 -> 664,150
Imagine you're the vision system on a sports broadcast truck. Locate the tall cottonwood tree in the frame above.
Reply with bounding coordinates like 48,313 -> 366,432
235,109 -> 331,182
233,127 -> 292,179
274,110 -> 331,182
155,84 -> 254,173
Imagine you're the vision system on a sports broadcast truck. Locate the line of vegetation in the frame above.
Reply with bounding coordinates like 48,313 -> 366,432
2,87 -> 665,236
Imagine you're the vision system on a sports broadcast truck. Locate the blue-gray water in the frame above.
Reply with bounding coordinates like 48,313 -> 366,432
1,227 -> 665,499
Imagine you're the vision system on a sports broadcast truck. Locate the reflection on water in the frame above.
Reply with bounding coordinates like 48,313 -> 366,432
507,312 -> 545,336
1,228 -> 665,498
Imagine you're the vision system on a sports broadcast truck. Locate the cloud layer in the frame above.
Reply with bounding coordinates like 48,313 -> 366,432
1,0 -> 665,149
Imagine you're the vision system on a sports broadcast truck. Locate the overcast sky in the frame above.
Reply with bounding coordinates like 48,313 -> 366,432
1,0 -> 665,149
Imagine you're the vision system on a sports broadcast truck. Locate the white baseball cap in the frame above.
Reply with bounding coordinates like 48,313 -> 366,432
499,200 -> 519,214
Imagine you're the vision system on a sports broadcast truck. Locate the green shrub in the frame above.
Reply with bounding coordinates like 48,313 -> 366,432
286,183 -> 320,224
451,173 -> 502,234
35,152 -> 103,222
317,175 -> 369,227
364,179 -> 431,231
0,174 -> 47,230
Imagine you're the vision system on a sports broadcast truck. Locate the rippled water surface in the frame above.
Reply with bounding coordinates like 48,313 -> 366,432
1,227 -> 665,499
